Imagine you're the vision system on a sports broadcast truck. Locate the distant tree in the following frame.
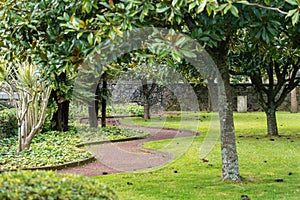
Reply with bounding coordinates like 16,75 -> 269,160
229,19 -> 300,136
122,55 -> 180,120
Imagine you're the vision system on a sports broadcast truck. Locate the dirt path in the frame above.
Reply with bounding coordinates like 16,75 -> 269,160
57,125 -> 197,176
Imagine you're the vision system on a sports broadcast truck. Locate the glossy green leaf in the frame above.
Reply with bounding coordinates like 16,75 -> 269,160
224,3 -> 232,15
197,0 -> 207,14
63,12 -> 69,21
230,5 -> 239,17
77,32 -> 83,39
237,0 -> 250,5
87,32 -> 93,45
286,0 -> 298,6
181,50 -> 197,58
292,10 -> 299,26
156,6 -> 170,13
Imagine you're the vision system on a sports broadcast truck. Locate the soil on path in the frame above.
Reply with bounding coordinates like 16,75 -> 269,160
57,125 -> 197,176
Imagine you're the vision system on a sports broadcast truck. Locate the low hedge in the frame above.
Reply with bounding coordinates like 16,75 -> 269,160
79,126 -> 148,142
0,108 -> 17,139
0,170 -> 118,200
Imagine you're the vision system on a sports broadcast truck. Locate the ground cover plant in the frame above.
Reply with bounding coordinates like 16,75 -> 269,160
0,170 -> 117,200
78,125 -> 148,143
0,126 -> 147,171
0,129 -> 91,171
96,112 -> 300,200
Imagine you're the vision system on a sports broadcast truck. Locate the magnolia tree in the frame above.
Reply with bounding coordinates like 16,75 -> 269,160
0,62 -> 51,153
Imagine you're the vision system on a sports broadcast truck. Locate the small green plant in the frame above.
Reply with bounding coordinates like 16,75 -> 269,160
0,108 -> 17,139
0,170 -> 118,199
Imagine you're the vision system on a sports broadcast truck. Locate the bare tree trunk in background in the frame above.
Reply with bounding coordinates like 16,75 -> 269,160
265,105 -> 279,136
101,74 -> 108,127
88,83 -> 100,128
207,79 -> 219,112
141,78 -> 156,120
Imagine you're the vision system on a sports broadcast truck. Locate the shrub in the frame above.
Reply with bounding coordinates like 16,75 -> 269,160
0,108 -> 17,139
79,126 -> 148,142
108,103 -> 144,116
0,170 -> 118,200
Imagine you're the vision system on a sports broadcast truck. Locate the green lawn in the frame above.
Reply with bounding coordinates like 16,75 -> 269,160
94,112 -> 300,200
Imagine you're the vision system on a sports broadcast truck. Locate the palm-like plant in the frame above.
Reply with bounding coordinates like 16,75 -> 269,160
0,61 -> 51,153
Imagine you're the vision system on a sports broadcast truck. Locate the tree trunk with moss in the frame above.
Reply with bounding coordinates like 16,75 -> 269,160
208,42 -> 241,182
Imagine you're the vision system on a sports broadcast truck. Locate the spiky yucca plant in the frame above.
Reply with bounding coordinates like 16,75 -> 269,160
0,61 -> 51,153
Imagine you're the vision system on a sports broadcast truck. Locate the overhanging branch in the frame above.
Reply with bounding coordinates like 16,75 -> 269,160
236,1 -> 288,15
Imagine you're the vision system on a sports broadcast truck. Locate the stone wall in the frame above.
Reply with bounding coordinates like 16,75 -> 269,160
109,82 -> 299,112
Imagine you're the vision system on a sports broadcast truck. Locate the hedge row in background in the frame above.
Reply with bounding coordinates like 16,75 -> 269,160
0,109 -> 17,139
0,170 -> 118,200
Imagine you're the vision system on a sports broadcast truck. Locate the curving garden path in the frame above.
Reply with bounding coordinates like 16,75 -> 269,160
57,125 -> 198,176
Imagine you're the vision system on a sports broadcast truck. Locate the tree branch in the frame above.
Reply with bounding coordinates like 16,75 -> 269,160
237,2 -> 288,15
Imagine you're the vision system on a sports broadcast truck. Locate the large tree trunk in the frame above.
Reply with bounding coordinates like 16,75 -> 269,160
218,66 -> 241,181
290,88 -> 298,113
208,42 -> 241,182
265,106 -> 279,136
51,90 -> 70,132
101,79 -> 107,127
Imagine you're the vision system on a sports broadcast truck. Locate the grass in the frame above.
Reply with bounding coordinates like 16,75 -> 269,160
94,112 -> 300,200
